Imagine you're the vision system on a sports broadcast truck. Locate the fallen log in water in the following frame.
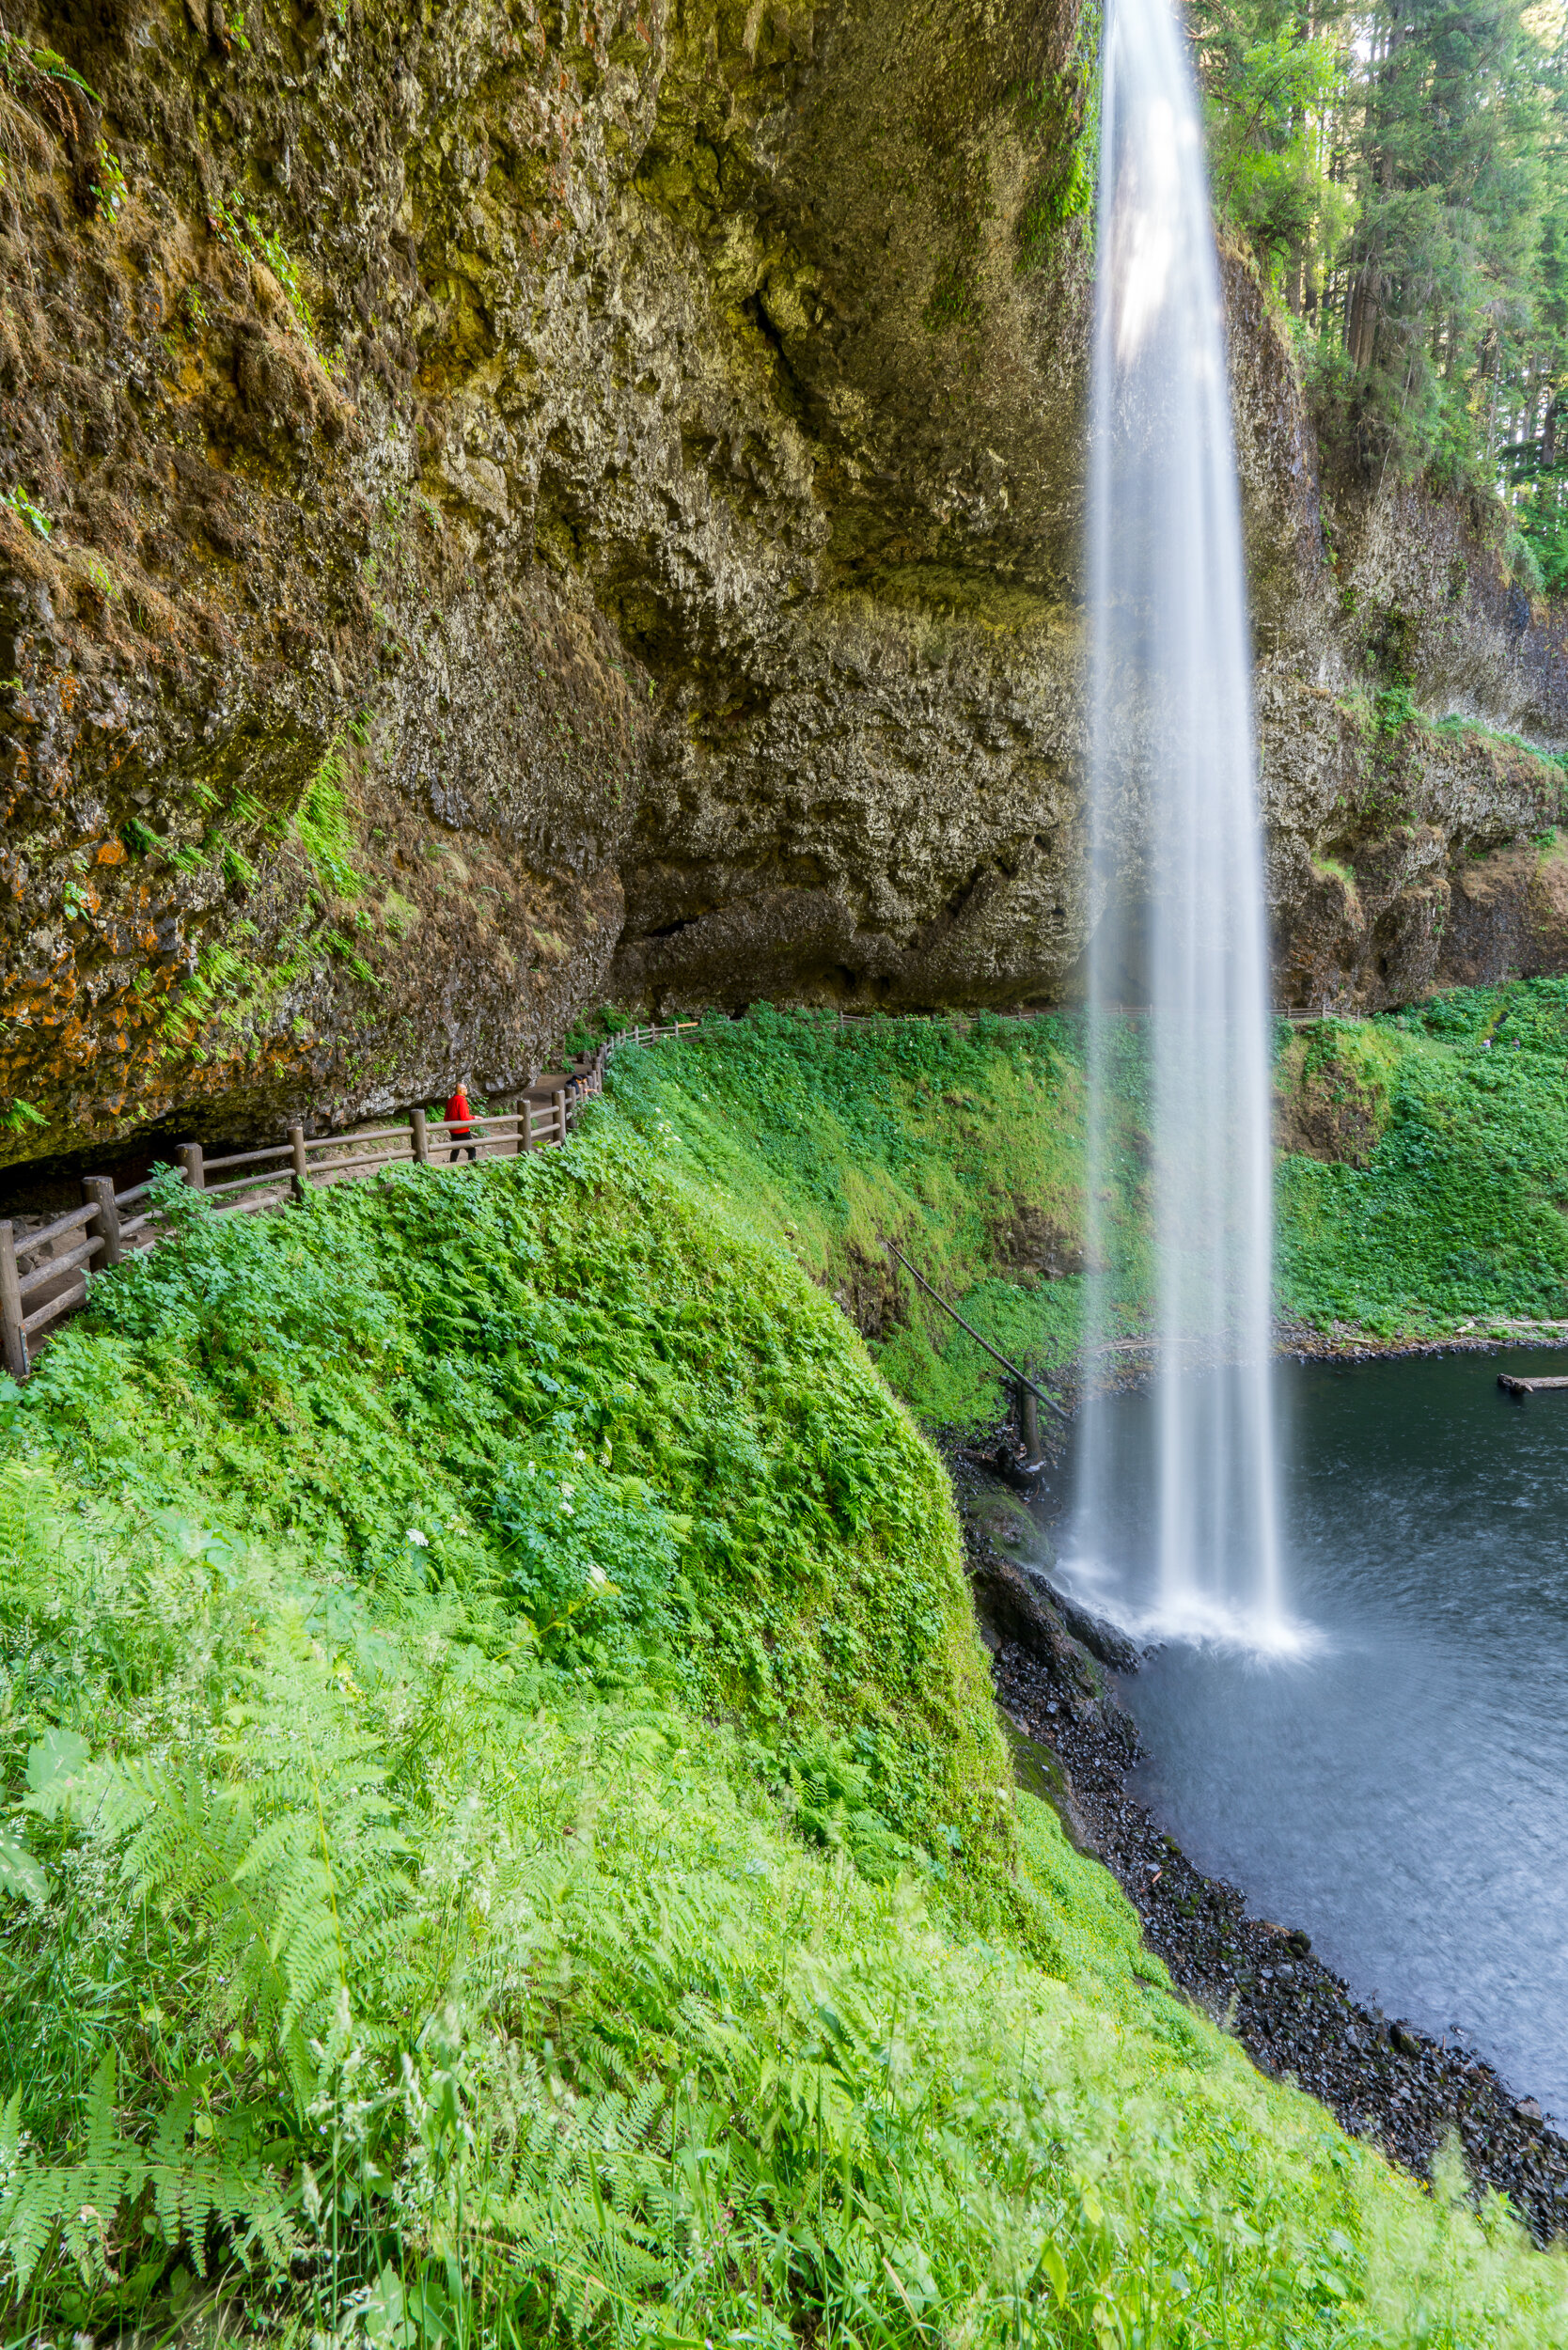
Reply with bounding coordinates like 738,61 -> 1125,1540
1497,1374 -> 1568,1397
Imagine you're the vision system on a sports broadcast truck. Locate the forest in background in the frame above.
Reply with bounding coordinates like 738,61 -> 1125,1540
1198,0 -> 1568,588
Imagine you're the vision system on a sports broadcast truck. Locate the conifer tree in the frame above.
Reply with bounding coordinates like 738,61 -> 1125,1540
1198,0 -> 1568,584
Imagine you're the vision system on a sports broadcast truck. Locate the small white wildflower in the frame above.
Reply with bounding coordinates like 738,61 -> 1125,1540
561,1482 -> 574,1498
406,1528 -> 430,1547
525,1461 -> 537,1478
572,1447 -> 588,1462
561,1501 -> 574,1516
587,1564 -> 608,1588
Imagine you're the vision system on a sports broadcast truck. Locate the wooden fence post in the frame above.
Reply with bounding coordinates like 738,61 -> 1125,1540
0,1224 -> 27,1381
289,1124 -> 310,1198
178,1142 -> 205,1190
553,1087 -> 567,1147
1016,1377 -> 1041,1462
411,1108 -> 430,1167
83,1176 -> 121,1267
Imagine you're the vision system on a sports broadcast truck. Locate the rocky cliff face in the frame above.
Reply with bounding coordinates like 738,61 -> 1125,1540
2,0 -> 1565,1175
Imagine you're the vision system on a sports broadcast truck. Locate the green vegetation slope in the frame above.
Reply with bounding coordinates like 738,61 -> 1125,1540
1275,981 -> 1568,1337
0,1061 -> 1565,2340
590,989 -> 1568,1428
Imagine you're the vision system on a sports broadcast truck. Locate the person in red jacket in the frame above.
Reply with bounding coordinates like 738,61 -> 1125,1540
445,1079 -> 478,1164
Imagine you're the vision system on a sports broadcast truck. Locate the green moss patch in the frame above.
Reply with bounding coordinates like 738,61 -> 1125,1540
1274,1020 -> 1398,1167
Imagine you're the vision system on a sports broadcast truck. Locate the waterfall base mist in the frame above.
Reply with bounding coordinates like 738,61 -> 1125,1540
1063,1351 -> 1568,2125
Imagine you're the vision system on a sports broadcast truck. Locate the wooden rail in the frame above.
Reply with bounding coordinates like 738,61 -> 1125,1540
885,1241 -> 1072,1424
831,1006 -> 1356,1030
0,1026 -> 709,1381
5,1005 -> 1149,1381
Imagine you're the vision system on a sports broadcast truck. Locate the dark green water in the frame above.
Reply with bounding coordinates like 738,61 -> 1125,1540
1058,1350 -> 1568,2120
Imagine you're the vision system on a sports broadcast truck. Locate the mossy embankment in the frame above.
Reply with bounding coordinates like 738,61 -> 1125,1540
1,1065 -> 1567,2340
586,1007 -> 1105,1429
1274,980 -> 1568,1340
592,985 -> 1568,1432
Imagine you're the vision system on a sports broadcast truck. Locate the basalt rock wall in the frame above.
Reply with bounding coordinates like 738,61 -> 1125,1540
2,0 -> 1565,1176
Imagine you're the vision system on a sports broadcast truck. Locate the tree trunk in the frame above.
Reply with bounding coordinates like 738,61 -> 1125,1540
1347,260 -> 1382,371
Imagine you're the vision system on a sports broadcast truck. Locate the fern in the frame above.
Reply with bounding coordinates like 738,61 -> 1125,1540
0,2051 -> 292,2298
0,1461 -> 68,1622
4,1069 -> 1568,2342
480,2064 -> 676,2334
99,1624 -> 415,2088
294,741 -> 365,901
0,1598 -> 417,2311
220,837 -> 257,894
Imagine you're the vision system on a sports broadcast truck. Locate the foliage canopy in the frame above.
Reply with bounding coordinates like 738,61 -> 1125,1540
1199,0 -> 1568,579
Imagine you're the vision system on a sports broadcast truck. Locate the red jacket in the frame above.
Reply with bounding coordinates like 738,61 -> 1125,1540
446,1087 -> 472,1138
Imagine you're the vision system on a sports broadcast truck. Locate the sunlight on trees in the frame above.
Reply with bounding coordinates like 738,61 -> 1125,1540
1199,0 -> 1568,585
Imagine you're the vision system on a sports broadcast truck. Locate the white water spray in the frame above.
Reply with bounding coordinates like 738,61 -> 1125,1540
1073,0 -> 1289,1651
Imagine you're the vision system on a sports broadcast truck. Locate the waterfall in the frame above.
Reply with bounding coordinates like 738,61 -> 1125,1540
1072,0 -> 1288,1648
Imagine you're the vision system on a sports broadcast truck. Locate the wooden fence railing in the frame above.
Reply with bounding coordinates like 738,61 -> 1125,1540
0,1021 -> 700,1381
4,994 -> 1341,1383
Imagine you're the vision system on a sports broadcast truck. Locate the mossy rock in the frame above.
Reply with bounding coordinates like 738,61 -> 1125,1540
1274,1022 -> 1397,1167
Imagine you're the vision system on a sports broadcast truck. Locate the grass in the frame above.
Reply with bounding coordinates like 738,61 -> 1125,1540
591,987 -> 1568,1420
0,1021 -> 1566,2339
1276,981 -> 1568,1339
587,1007 -> 1106,1431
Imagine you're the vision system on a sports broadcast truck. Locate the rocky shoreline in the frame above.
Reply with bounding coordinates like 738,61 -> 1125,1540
1278,1319 -> 1568,1367
949,1441 -> 1568,2246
